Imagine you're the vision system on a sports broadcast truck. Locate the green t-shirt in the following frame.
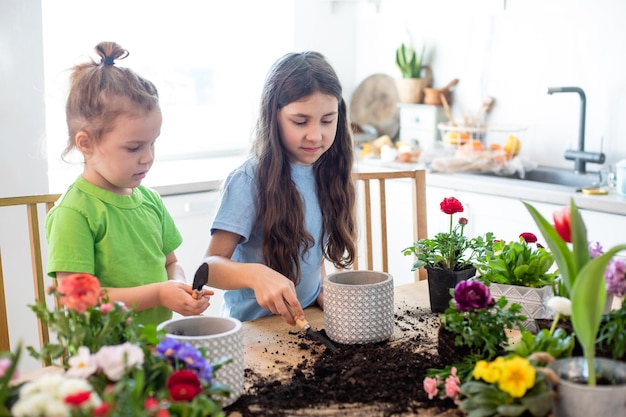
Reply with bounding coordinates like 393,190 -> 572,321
46,177 -> 183,325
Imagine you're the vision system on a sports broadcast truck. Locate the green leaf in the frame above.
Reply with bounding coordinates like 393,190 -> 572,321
523,201 -> 576,292
571,243 -> 626,385
569,200 -> 590,276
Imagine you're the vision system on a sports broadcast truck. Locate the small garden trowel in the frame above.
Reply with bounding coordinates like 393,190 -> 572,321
192,262 -> 209,300
286,303 -> 338,353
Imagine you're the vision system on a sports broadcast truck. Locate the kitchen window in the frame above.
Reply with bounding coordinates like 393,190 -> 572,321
42,0 -> 294,190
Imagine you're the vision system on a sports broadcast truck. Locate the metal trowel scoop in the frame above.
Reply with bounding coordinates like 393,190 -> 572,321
286,303 -> 338,353
192,262 -> 209,300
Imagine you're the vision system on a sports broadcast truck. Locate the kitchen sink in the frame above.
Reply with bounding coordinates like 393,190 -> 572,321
476,166 -> 602,188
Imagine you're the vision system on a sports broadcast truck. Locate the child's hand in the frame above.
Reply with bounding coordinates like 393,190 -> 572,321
159,281 -> 214,316
249,265 -> 304,326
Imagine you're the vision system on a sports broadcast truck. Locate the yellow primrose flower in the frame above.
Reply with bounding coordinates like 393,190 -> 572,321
497,356 -> 536,398
472,357 -> 503,384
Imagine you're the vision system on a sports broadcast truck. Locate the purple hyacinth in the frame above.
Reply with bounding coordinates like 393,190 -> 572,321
606,257 -> 626,297
588,241 -> 604,259
453,279 -> 493,312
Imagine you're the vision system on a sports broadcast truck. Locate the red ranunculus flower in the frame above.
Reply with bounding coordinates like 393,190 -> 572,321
440,197 -> 464,215
64,390 -> 92,406
453,279 -> 493,312
57,273 -> 102,313
167,370 -> 202,401
519,232 -> 537,243
458,217 -> 468,225
94,403 -> 110,417
553,206 -> 571,243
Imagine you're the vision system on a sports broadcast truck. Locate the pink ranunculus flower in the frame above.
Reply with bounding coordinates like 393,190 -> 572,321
57,273 -> 101,313
423,376 -> 440,400
99,303 -> 113,314
444,367 -> 461,404
0,357 -> 18,380
95,342 -> 144,381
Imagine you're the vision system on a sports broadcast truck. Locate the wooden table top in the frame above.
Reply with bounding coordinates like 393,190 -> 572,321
240,280 -> 432,375
228,280 -> 465,416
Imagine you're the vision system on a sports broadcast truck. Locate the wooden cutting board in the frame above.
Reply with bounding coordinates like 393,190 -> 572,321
349,73 -> 400,139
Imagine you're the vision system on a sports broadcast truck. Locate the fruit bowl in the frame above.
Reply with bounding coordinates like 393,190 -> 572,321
438,122 -> 527,157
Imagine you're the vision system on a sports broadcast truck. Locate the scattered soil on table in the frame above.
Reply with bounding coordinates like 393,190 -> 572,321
226,305 -> 464,417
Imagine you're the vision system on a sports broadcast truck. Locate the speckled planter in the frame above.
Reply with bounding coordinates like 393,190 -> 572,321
324,270 -> 394,344
489,283 -> 554,332
158,316 -> 244,407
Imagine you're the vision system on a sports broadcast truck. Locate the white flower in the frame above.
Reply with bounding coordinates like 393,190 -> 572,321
11,373 -> 101,417
66,346 -> 98,378
95,342 -> 144,381
547,296 -> 572,316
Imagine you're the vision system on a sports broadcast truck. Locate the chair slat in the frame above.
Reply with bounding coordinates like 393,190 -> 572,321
0,193 -> 61,364
352,170 -> 427,282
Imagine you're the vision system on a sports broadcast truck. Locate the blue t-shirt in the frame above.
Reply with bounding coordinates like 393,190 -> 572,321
211,159 -> 323,321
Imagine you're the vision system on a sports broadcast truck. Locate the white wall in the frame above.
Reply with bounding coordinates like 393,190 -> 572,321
0,0 -> 50,371
343,0 -> 626,169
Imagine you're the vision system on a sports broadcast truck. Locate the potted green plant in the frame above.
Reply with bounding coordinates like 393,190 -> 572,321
394,40 -> 432,104
474,232 -> 558,331
525,198 -> 626,417
403,196 -> 495,313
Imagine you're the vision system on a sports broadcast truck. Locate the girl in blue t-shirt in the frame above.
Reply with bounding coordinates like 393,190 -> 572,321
46,42 -> 213,325
204,51 -> 357,324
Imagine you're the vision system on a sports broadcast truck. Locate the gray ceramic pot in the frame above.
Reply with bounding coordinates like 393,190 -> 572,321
158,316 -> 244,407
548,357 -> 626,417
324,270 -> 394,344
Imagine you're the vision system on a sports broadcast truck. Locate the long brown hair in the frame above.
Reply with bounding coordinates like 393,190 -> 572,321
252,51 -> 356,283
63,41 -> 159,159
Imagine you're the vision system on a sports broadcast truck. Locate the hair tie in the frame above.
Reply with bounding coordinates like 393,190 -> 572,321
102,56 -> 115,66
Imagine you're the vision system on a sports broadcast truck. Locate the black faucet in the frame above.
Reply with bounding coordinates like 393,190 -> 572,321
547,86 -> 605,174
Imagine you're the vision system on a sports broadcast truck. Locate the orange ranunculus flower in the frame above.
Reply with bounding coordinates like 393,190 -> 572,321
553,206 -> 572,243
167,370 -> 202,401
57,273 -> 101,313
440,197 -> 464,215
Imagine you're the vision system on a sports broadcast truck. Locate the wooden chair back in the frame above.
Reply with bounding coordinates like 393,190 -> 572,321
352,170 -> 427,281
0,194 -> 61,360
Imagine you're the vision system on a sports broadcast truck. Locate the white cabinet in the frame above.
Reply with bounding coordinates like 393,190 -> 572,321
398,104 -> 446,149
426,186 -> 626,249
161,190 -> 224,316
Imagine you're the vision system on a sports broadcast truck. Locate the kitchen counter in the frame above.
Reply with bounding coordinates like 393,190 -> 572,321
355,158 -> 626,216
146,155 -> 626,216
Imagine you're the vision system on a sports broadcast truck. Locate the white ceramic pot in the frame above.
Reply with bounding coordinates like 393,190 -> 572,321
548,357 -> 626,417
157,316 -> 244,407
324,270 -> 394,344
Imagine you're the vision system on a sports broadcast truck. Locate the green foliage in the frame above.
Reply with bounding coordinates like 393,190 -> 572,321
598,305 -> 626,360
524,198 -> 626,386
441,296 -> 526,359
404,231 -> 495,272
27,295 -> 146,364
475,239 -> 557,288
0,345 -> 22,416
506,328 -> 574,359
459,374 -> 552,417
395,42 -> 426,78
